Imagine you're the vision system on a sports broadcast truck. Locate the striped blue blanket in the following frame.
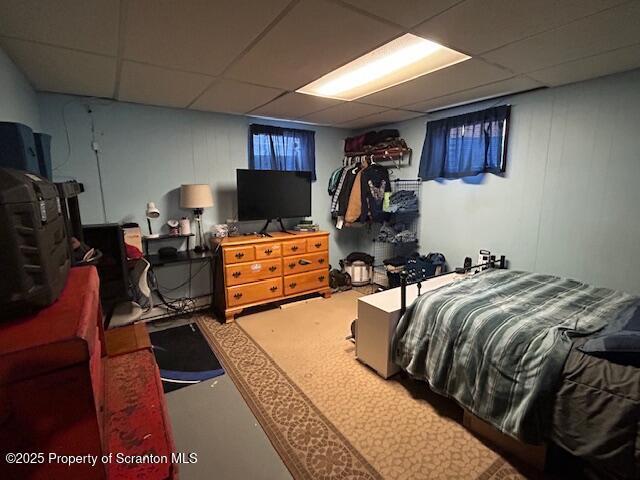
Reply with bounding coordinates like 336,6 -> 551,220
393,270 -> 638,443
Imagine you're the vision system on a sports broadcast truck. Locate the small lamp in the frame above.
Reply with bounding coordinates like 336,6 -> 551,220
180,184 -> 213,252
145,201 -> 160,238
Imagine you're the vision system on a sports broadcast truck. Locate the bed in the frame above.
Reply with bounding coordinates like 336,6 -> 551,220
392,268 -> 640,478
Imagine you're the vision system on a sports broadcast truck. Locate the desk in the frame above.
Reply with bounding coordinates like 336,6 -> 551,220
146,249 -> 213,267
143,249 -> 215,319
142,232 -> 195,256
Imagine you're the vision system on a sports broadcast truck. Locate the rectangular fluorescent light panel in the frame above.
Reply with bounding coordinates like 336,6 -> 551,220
297,33 -> 470,101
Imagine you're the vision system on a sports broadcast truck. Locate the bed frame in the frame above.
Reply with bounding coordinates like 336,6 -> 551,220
399,255 -> 507,316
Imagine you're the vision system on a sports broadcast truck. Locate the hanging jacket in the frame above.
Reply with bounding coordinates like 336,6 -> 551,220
330,166 -> 349,217
345,168 -> 364,223
360,164 -> 391,223
328,166 -> 344,195
336,165 -> 360,217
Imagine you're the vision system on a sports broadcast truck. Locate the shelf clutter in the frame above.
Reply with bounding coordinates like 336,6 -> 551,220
293,219 -> 320,232
344,146 -> 412,166
330,128 -> 415,230
343,128 -> 411,167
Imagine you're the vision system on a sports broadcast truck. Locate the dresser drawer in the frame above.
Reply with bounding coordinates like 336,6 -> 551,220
224,245 -> 254,264
306,236 -> 328,252
281,239 -> 306,256
225,258 -> 282,286
227,278 -> 283,307
254,242 -> 282,260
284,270 -> 329,296
283,252 -> 328,275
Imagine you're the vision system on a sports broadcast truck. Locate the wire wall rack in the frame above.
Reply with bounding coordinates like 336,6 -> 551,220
371,178 -> 422,288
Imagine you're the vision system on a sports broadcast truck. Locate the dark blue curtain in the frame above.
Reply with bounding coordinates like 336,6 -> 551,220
418,105 -> 510,181
249,124 -> 316,181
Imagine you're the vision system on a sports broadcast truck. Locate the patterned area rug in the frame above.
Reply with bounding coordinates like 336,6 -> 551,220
198,317 -> 381,480
198,291 -> 526,480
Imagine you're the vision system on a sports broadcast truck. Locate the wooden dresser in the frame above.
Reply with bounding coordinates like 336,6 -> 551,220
212,231 -> 331,321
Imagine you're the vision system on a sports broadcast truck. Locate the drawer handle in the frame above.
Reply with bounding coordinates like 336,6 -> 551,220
270,286 -> 278,292
265,248 -> 273,255
318,258 -> 325,264
289,282 -> 297,289
235,252 -> 245,259
268,266 -> 277,272
314,242 -> 322,248
233,292 -> 243,300
318,275 -> 325,282
288,262 -> 296,269
232,271 -> 241,278
291,245 -> 299,251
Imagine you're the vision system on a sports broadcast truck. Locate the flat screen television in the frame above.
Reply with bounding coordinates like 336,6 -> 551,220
237,169 -> 311,223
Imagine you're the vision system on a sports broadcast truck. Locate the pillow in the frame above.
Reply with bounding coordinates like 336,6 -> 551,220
580,303 -> 640,365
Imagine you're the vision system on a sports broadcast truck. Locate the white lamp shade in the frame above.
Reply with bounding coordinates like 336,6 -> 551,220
180,184 -> 213,209
146,202 -> 160,218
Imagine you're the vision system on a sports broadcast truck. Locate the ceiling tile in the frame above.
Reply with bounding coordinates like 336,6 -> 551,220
249,92 -> 342,119
0,0 -> 119,55
527,44 -> 640,87
225,0 -> 402,90
190,78 -> 283,114
406,76 -> 543,112
339,109 -> 424,129
413,0 -> 626,55
123,0 -> 290,76
299,102 -> 387,125
118,61 -> 213,108
341,0 -> 460,28
1,38 -> 116,97
358,58 -> 512,108
482,2 -> 640,73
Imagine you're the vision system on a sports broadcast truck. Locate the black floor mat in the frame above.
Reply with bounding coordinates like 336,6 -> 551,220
150,323 -> 224,393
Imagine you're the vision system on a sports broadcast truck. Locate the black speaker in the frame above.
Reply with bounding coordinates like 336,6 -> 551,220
0,122 -> 39,175
34,133 -> 53,180
0,168 -> 70,318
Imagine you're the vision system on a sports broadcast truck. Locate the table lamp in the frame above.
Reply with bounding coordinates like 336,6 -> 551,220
180,184 -> 213,252
145,202 -> 160,238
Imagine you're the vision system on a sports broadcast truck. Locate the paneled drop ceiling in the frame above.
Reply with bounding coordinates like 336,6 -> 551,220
1,0 -> 639,129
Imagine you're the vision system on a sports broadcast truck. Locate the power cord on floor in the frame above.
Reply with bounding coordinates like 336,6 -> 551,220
147,248 -> 216,318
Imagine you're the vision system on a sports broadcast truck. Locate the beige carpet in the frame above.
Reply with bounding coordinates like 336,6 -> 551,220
200,291 -> 526,479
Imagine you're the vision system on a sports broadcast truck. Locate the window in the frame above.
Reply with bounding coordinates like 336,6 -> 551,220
418,105 -> 510,181
249,124 -> 316,181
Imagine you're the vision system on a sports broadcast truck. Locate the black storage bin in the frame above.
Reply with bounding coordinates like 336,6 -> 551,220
406,253 -> 446,283
0,168 -> 70,318
386,271 -> 403,288
34,132 -> 53,180
0,122 -> 40,175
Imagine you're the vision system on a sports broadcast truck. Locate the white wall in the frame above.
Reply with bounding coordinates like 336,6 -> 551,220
384,69 -> 640,293
37,93 -> 361,269
0,47 -> 40,130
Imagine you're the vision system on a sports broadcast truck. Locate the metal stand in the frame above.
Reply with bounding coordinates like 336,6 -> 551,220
193,208 -> 209,252
258,218 -> 295,237
399,256 -> 507,316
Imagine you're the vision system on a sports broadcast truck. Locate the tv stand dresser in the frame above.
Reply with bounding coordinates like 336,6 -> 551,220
213,231 -> 331,321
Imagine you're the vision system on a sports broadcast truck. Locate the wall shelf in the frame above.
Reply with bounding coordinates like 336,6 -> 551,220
344,147 -> 412,167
